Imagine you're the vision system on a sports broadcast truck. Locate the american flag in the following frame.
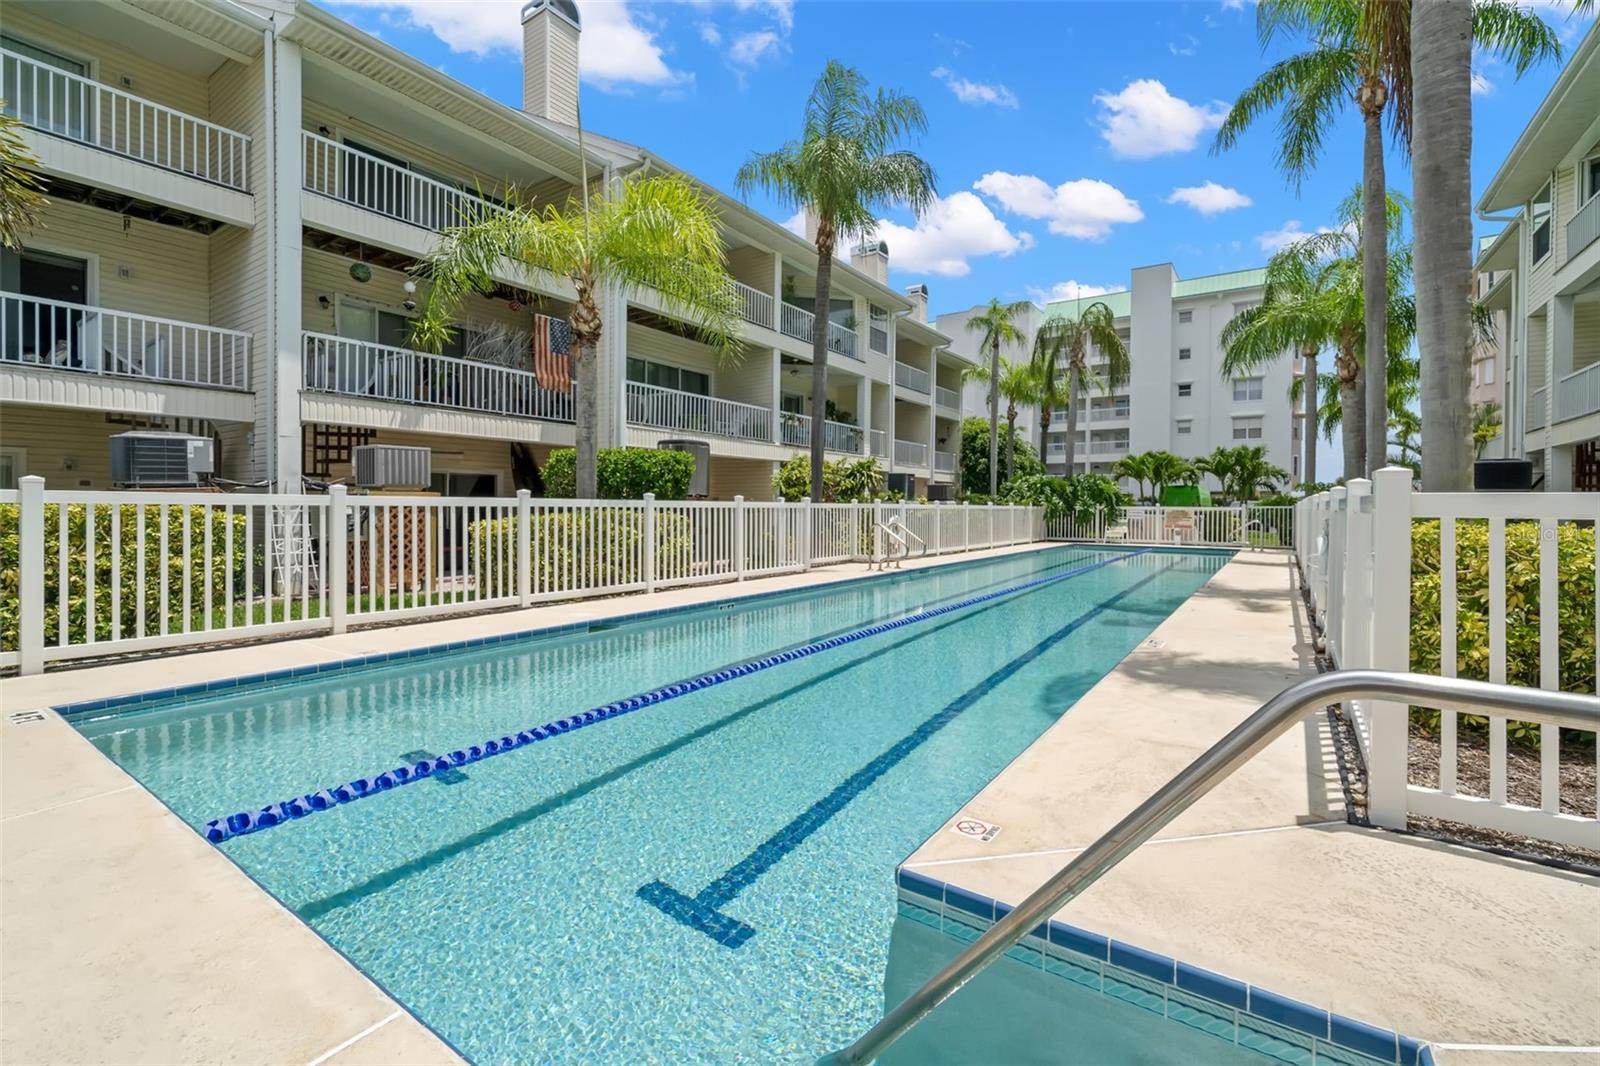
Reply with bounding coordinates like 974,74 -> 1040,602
531,314 -> 572,393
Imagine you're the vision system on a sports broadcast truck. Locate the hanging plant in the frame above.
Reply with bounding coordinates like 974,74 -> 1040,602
348,262 -> 372,283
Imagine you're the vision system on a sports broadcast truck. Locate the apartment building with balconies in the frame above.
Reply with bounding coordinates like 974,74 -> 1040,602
0,0 -> 967,501
1474,21 -> 1600,491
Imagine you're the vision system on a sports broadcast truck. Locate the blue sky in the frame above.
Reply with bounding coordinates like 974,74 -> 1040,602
324,0 -> 1592,320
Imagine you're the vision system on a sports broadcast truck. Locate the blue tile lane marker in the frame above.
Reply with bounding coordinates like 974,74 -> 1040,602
201,548 -> 1154,844
636,560 -> 1180,948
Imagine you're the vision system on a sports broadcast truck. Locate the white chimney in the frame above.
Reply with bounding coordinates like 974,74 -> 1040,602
521,0 -> 580,127
851,239 -> 889,285
905,283 -> 929,323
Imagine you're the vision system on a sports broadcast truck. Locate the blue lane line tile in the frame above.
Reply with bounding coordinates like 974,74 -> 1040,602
1331,1015 -> 1399,1062
1176,961 -> 1249,1011
1248,986 -> 1330,1040
1110,940 -> 1176,983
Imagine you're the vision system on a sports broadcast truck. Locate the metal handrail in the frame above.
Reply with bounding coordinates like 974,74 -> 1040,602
870,517 -> 927,570
817,670 -> 1600,1065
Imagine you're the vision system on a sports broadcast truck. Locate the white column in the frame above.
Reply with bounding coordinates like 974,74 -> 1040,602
328,484 -> 348,633
18,476 -> 45,675
1546,294 -> 1576,490
268,34 -> 304,491
1367,466 -> 1414,830
733,494 -> 746,579
517,489 -> 532,605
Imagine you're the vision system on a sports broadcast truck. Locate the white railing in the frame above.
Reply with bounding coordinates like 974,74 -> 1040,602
895,361 -> 931,394
730,280 -> 775,331
1089,439 -> 1130,455
870,429 -> 887,458
1,477 -> 1043,673
935,385 -> 960,411
302,131 -> 505,233
933,450 -> 956,474
1,292 -> 250,390
894,439 -> 928,467
1295,470 -> 1598,849
1555,361 -> 1599,424
1567,191 -> 1600,259
830,321 -> 859,360
1528,385 -> 1549,430
777,302 -> 863,361
1091,406 -> 1131,422
1,49 -> 250,190
626,381 -> 771,443
302,331 -> 572,422
779,413 -> 864,454
1046,505 -> 1295,549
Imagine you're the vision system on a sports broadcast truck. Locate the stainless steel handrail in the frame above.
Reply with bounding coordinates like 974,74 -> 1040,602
817,670 -> 1600,1065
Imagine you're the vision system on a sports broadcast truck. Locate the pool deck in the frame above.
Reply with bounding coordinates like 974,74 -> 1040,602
902,551 -> 1600,1065
0,540 -> 1052,1066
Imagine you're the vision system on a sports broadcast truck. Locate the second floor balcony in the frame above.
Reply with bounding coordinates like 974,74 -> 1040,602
778,302 -> 860,362
894,439 -> 928,467
626,381 -> 772,443
1568,192 -> 1600,261
780,412 -> 864,454
895,361 -> 930,394
934,384 -> 960,411
933,449 -> 955,474
1555,361 -> 1599,425
303,131 -> 507,236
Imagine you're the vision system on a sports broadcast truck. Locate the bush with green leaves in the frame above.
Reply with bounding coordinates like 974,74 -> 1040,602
1,503 -> 252,648
1002,474 -> 1124,525
958,416 -> 1042,496
771,455 -> 884,502
541,447 -> 694,500
469,508 -> 693,591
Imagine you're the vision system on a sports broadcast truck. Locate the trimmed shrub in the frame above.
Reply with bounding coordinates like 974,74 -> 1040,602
771,455 -> 884,502
958,416 -> 1043,496
1002,474 -> 1124,526
468,508 -> 693,591
541,448 -> 695,500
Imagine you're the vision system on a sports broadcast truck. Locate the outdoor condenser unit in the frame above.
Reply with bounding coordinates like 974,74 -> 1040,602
109,431 -> 214,487
353,445 -> 432,489
886,472 -> 915,498
658,440 -> 710,497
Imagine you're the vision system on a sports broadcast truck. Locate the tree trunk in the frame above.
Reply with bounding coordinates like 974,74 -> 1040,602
1337,347 -> 1366,481
1038,405 -> 1052,471
1302,346 -> 1318,487
810,224 -> 835,500
1005,401 -> 1017,484
1064,359 -> 1082,473
1357,73 -> 1389,480
571,277 -> 602,499
1414,0 -> 1475,490
987,336 -> 1000,495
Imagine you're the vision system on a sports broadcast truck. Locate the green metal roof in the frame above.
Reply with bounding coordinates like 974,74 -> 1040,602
1043,290 -> 1132,319
1171,267 -> 1268,297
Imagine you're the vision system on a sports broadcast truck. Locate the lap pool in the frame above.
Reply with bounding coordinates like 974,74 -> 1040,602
74,545 -> 1235,1063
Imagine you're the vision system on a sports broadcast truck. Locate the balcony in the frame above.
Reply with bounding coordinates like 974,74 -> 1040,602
933,450 -> 955,474
1529,386 -> 1548,431
778,302 -> 861,361
626,381 -> 772,443
1555,362 -> 1599,425
779,412 -> 864,454
2,49 -> 250,191
895,361 -> 931,394
870,428 -> 887,458
1090,439 -> 1131,456
730,280 -> 775,331
302,331 -> 572,421
2,293 -> 249,390
302,131 -> 505,234
1568,193 -> 1600,260
935,384 -> 961,411
894,439 -> 928,466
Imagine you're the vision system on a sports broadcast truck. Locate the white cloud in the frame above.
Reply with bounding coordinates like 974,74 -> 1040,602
1471,70 -> 1493,94
1027,280 -> 1121,303
872,192 -> 1034,277
1220,0 -> 1248,9
1166,181 -> 1253,215
1169,34 -> 1199,56
781,210 -> 807,238
931,67 -> 1019,109
699,23 -> 722,46
728,29 -> 781,66
973,171 -> 1143,241
1093,79 -> 1230,159
1254,219 -> 1348,253
733,0 -> 793,31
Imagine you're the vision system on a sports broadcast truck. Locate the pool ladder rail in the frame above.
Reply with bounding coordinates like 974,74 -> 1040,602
871,517 -> 927,570
816,671 -> 1600,1065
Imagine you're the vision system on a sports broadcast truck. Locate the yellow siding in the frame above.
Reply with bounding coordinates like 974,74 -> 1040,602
0,403 -> 242,489
1528,165 -> 1575,311
21,199 -> 212,322
301,247 -> 533,339
626,322 -> 723,377
1527,315 -> 1548,391
708,456 -> 777,501
725,246 -> 774,291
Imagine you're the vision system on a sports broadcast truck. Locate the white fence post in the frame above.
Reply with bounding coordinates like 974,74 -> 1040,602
640,492 -> 652,592
18,476 -> 45,675
734,495 -> 747,580
518,489 -> 533,605
328,485 -> 349,634
1366,467 -> 1414,830
799,497 -> 811,572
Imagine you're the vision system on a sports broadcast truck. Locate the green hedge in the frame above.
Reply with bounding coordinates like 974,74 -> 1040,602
469,509 -> 693,591
1001,474 -> 1123,525
771,455 -> 884,503
541,448 -> 695,500
0,503 -> 252,648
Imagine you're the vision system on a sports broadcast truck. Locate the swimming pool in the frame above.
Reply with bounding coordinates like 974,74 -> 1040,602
75,545 -> 1231,1063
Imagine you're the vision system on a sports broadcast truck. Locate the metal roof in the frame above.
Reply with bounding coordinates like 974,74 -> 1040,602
1172,267 -> 1268,297
1043,291 -> 1132,319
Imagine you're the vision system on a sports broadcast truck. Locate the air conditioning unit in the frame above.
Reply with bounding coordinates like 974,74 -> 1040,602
109,431 -> 214,487
658,439 -> 710,497
353,445 -> 431,489
926,482 -> 955,502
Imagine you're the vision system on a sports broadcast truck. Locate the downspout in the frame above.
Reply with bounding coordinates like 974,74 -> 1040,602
261,23 -> 277,491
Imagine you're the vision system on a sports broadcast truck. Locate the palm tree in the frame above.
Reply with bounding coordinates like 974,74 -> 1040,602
1032,301 -> 1128,475
0,109 -> 46,250
964,356 -> 1041,486
1148,450 -> 1199,500
1196,445 -> 1289,502
1388,406 -> 1422,475
412,174 -> 740,498
1113,452 -> 1155,502
736,61 -> 937,499
962,299 -> 1031,493
1026,328 -> 1074,464
1472,401 -> 1503,460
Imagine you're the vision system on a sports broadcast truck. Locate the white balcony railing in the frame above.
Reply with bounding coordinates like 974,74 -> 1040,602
626,381 -> 772,443
779,413 -> 864,454
830,320 -> 859,360
935,385 -> 960,411
777,302 -> 863,361
730,280 -> 775,331
302,331 -> 572,421
933,450 -> 955,473
302,131 -> 506,234
1555,362 -> 1600,424
1528,385 -> 1548,431
1090,439 -> 1131,455
1567,193 -> 1600,260
895,361 -> 931,394
870,428 -> 887,458
2,49 -> 250,191
894,439 -> 928,466
1,292 -> 250,390
1091,406 -> 1131,422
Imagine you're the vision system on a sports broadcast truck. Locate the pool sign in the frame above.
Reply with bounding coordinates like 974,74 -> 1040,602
951,817 -> 1001,842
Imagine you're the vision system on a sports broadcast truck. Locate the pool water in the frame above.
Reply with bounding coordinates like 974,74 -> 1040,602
77,545 -> 1229,1064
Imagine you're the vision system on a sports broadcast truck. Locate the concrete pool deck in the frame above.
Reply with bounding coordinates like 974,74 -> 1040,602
903,551 -> 1600,1064
0,540 -> 1054,1065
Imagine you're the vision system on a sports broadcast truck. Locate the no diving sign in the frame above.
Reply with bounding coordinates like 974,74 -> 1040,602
950,817 -> 1001,842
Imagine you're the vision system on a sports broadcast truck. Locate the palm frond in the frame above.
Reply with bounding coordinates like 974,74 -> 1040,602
1472,0 -> 1563,77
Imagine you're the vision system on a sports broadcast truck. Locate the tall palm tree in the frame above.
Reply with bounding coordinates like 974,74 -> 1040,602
0,109 -> 46,250
1033,301 -> 1128,475
962,356 -> 1040,485
963,299 -> 1031,493
412,174 -> 740,498
1027,327 -> 1074,464
1473,401 -> 1503,460
736,61 -> 937,499
1112,452 -> 1155,502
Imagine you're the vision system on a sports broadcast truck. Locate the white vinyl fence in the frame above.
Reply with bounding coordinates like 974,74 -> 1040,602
1046,505 -> 1296,549
1,477 -> 1041,674
1297,469 -> 1598,849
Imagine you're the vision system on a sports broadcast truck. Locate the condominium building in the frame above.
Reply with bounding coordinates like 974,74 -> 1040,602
1473,21 -> 1599,491
937,266 -> 1302,489
0,0 -> 968,501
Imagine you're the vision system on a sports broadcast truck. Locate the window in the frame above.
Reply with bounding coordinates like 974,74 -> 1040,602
1177,309 -> 1193,324
1178,347 -> 1192,361
1175,419 -> 1192,436
338,298 -> 480,359
0,36 -> 90,139
1482,358 -> 1495,385
0,448 -> 24,489
1585,153 -> 1600,204
1531,178 -> 1552,263
1233,377 -> 1264,402
1177,382 -> 1192,398
627,357 -> 708,395
780,393 -> 806,415
1232,416 -> 1264,441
